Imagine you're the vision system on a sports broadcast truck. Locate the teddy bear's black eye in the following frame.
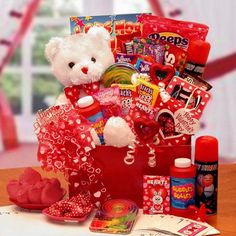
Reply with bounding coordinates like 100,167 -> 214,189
68,62 -> 75,68
91,57 -> 96,63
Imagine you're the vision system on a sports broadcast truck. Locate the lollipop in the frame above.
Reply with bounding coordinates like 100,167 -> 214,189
102,63 -> 138,88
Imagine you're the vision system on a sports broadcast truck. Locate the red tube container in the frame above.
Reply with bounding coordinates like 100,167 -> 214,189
170,158 -> 196,217
183,40 -> 211,78
195,136 -> 218,214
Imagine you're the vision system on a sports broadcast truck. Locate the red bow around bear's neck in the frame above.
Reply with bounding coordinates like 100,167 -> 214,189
64,82 -> 100,106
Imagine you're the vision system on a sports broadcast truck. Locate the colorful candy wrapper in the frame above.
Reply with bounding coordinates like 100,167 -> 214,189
163,42 -> 188,76
136,78 -> 159,107
181,73 -> 212,91
142,14 -> 209,50
93,87 -> 122,119
133,37 -> 164,63
115,53 -> 136,64
114,53 -> 155,66
143,175 -> 170,214
113,84 -> 137,115
135,58 -> 152,74
116,31 -> 141,54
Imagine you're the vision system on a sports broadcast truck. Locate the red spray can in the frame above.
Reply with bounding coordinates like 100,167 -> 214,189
182,40 -> 211,78
195,136 -> 218,214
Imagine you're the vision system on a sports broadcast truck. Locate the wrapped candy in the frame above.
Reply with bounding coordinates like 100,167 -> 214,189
93,87 -> 122,120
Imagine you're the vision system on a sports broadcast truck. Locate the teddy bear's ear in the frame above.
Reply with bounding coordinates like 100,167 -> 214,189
87,26 -> 111,42
45,37 -> 63,63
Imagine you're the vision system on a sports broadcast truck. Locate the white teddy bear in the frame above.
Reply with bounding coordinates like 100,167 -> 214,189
44,26 -> 135,147
45,26 -> 114,104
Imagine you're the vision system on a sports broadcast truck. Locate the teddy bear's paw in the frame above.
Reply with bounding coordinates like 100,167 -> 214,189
103,117 -> 136,148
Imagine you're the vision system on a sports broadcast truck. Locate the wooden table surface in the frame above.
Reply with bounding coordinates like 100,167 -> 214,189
0,164 -> 236,235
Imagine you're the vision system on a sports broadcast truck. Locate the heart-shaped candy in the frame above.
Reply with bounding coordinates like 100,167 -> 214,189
150,63 -> 175,85
28,185 -> 43,204
7,180 -> 22,200
19,168 -> 42,185
134,117 -> 159,142
157,112 -> 176,138
41,183 -> 64,204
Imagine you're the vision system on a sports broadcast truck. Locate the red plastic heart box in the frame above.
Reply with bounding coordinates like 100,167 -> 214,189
69,144 -> 191,207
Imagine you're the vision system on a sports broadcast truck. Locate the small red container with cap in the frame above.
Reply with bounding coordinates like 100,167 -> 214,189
170,158 -> 196,217
77,96 -> 105,144
182,40 -> 211,78
195,136 -> 218,214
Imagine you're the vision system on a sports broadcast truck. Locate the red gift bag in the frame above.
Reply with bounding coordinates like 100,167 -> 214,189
69,144 -> 191,207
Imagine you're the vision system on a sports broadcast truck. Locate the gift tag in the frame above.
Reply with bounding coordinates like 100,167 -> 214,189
174,108 -> 200,135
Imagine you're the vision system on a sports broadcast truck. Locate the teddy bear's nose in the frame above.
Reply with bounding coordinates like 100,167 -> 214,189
81,67 -> 88,74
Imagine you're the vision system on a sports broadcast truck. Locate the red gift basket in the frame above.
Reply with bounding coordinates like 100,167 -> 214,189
35,14 -> 212,211
68,145 -> 191,207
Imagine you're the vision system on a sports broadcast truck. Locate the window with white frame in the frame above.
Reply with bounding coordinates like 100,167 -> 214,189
1,0 -> 149,142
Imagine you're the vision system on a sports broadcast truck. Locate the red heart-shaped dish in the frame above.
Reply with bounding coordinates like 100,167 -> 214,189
150,63 -> 175,85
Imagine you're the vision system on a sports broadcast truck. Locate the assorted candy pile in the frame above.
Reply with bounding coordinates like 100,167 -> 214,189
7,168 -> 65,205
73,14 -> 211,148
90,14 -> 212,148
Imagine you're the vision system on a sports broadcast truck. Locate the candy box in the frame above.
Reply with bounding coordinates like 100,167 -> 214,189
143,175 -> 170,214
70,13 -> 147,52
70,14 -> 144,35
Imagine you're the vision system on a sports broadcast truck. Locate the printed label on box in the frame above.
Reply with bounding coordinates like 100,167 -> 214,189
143,175 -> 170,214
